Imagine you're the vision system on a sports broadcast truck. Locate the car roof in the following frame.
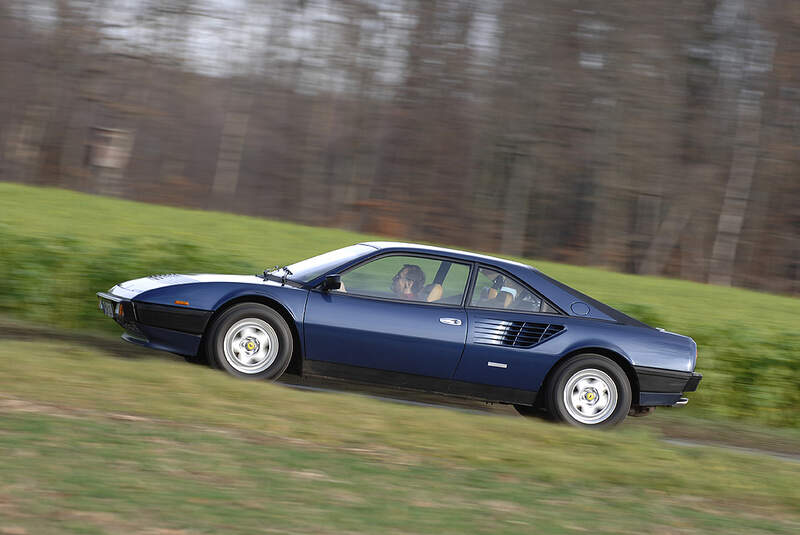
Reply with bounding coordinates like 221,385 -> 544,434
359,241 -> 536,272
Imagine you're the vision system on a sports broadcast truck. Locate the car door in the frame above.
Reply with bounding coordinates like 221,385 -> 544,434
303,254 -> 472,379
452,266 -> 568,392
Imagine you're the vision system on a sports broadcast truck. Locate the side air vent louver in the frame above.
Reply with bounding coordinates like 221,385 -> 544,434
473,318 -> 565,348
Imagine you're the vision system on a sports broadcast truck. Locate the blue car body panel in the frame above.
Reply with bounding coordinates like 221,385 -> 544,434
455,310 -> 570,391
304,290 -> 467,378
108,275 -> 309,359
130,280 -> 309,324
98,241 -> 701,408
454,310 -> 695,392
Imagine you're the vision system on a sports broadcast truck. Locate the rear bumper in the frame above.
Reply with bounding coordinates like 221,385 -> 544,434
634,366 -> 702,407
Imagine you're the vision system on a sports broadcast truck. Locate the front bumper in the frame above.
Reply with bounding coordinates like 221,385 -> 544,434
634,366 -> 702,407
97,291 -> 144,339
97,292 -> 209,357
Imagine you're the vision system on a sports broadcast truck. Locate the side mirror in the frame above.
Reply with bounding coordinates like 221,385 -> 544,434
321,274 -> 342,291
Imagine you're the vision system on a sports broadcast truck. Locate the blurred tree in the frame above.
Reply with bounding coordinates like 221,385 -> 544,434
0,0 -> 797,294
708,0 -> 774,286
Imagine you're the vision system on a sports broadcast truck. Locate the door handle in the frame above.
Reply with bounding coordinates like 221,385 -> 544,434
439,318 -> 462,326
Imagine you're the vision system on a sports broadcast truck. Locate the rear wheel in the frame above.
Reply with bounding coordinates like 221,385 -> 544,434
545,354 -> 631,428
205,303 -> 293,380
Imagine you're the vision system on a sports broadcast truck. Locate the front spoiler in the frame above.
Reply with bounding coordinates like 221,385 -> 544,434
121,324 -> 202,357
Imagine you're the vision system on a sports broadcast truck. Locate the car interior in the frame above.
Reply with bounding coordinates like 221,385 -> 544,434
335,256 -> 558,313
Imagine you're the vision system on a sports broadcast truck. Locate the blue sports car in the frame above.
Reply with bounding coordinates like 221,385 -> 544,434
98,242 -> 701,427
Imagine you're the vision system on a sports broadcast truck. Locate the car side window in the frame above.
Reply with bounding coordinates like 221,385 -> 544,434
336,255 -> 470,305
469,267 -> 559,314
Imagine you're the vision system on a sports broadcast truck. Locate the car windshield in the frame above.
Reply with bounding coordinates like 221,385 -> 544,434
275,244 -> 373,283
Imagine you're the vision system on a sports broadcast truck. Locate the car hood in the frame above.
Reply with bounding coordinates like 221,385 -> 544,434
109,273 -> 275,299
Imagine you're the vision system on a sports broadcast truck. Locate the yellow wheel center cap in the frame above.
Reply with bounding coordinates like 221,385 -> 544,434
246,342 -> 255,351
586,392 -> 595,401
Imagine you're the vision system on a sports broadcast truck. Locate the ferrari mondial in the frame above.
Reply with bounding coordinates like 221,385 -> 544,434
98,242 -> 701,427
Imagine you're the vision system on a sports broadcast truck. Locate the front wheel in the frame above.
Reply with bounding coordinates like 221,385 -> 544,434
205,303 -> 293,380
545,354 -> 632,428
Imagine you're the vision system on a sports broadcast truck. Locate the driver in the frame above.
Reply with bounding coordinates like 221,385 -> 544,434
391,264 -> 425,300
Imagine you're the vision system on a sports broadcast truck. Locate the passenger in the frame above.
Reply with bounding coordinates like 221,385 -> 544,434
391,264 -> 425,300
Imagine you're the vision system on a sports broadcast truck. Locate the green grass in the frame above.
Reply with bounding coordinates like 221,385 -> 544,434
0,340 -> 799,534
1,182 -> 799,426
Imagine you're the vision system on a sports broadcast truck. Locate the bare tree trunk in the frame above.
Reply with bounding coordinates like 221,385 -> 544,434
298,94 -> 338,226
638,164 -> 715,275
586,98 -> 623,267
680,217 -> 706,281
7,105 -> 50,182
211,90 -> 253,202
638,203 -> 693,276
705,0 -> 775,285
36,0 -> 90,186
500,149 -> 534,256
708,89 -> 763,285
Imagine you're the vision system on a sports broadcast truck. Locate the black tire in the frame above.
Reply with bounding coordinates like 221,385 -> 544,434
544,354 -> 632,428
204,303 -> 293,380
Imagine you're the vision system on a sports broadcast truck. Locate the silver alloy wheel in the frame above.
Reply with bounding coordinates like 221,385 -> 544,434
563,368 -> 618,424
222,318 -> 279,374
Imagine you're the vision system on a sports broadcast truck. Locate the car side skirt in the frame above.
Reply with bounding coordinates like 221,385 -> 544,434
304,360 -> 537,406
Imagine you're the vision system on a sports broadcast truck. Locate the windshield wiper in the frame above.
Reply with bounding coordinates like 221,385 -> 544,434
279,266 -> 293,285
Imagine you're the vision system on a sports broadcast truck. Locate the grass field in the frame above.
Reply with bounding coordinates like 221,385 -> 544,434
2,182 -> 799,426
2,182 -> 800,533
1,339 -> 799,534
